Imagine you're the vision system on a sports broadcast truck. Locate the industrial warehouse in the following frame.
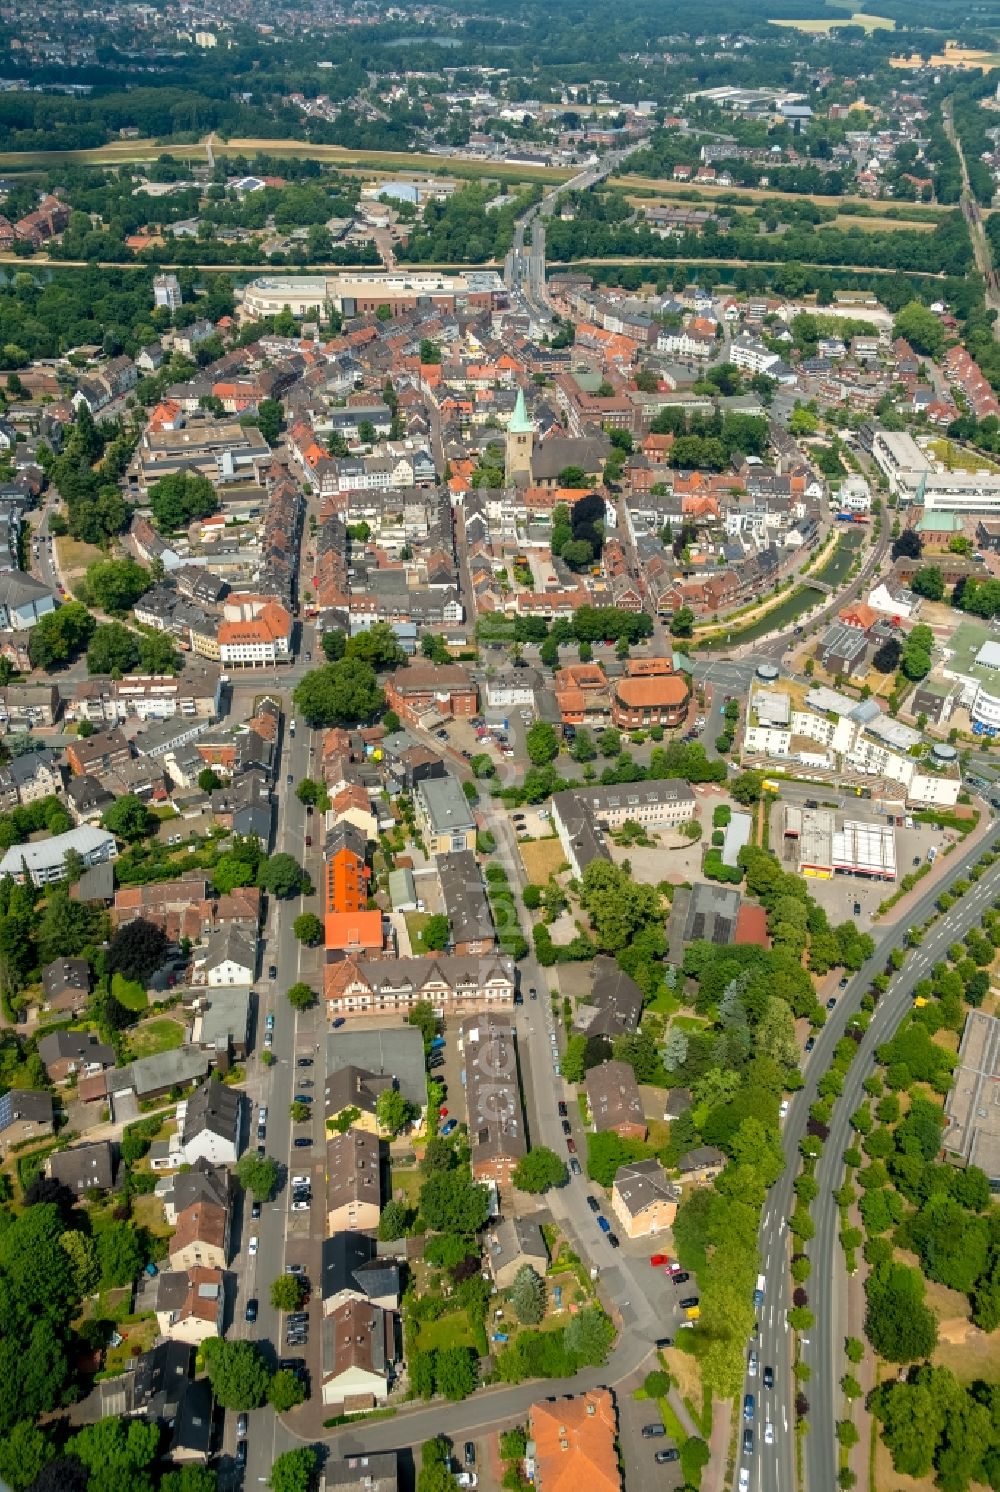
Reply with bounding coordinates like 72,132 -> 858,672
781,804 -> 897,881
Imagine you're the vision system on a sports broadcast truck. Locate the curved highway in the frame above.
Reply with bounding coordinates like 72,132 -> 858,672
733,813 -> 1000,1492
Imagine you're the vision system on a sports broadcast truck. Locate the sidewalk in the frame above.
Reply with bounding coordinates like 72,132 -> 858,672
704,1397 -> 733,1492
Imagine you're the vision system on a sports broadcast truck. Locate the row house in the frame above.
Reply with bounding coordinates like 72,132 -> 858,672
325,953 -> 516,1020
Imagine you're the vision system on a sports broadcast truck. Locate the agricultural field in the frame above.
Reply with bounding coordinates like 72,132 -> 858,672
769,10 -> 894,31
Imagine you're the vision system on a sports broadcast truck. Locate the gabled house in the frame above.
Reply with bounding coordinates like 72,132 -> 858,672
177,1081 -> 242,1166
486,1216 -> 548,1290
321,1297 -> 397,1410
321,1233 -> 401,1315
46,1140 -> 115,1194
196,925 -> 256,987
169,1196 -> 231,1271
40,956 -> 93,1014
327,1128 -> 383,1233
611,1159 -> 680,1239
585,1060 -> 647,1141
155,1265 -> 226,1346
38,1028 -> 114,1083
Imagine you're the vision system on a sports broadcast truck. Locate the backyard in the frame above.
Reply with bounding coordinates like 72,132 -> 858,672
127,1016 -> 185,1060
518,837 -> 568,884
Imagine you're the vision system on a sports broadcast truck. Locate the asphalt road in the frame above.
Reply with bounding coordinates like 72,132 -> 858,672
217,710 -> 327,1489
730,812 -> 1000,1492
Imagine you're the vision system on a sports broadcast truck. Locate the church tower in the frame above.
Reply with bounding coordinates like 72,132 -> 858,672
506,387 -> 534,482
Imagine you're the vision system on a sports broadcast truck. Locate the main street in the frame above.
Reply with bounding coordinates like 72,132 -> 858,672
732,811 -> 1000,1492
220,703 -> 327,1490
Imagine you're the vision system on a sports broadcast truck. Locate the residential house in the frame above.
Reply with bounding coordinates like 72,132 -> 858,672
169,1196 -> 231,1272
327,1128 -> 383,1234
585,1061 -> 647,1141
197,926 -> 256,987
65,728 -> 132,778
485,1216 -> 549,1290
0,749 -> 62,808
46,1140 -> 116,1194
326,952 -> 516,1020
573,956 -> 643,1039
437,850 -> 495,955
321,1297 -> 397,1410
193,988 -> 252,1061
676,1145 -> 726,1183
326,1453 -> 399,1492
40,956 -> 92,1013
610,660 -> 689,730
38,1029 -> 114,1083
414,775 -> 477,856
155,1266 -> 226,1346
0,826 -> 118,886
0,1089 -> 53,1153
611,1159 -> 681,1239
462,1013 -> 526,1182
0,571 -> 57,630
325,1026 -> 428,1131
528,1390 -> 621,1492
321,1234 -> 401,1316
177,1082 -> 242,1166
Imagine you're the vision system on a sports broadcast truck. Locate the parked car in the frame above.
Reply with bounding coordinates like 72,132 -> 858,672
607,1232 -> 620,1248
294,1137 -> 313,1148
464,1443 -> 476,1467
654,1450 -> 680,1464
291,1200 -> 310,1212
293,1093 -> 313,1104
826,996 -> 837,1010
569,1157 -> 582,1175
680,1297 -> 699,1310
654,1337 -> 673,1349
251,1200 -> 261,1220
265,1014 -> 275,1031
561,1119 -> 572,1136
269,964 -> 278,980
805,1036 -> 815,1053
650,1254 -> 669,1267
672,1272 -> 690,1286
558,1101 -> 568,1117
586,1196 -> 601,1213
245,1298 -> 258,1323
237,1414 -> 248,1439
641,1424 -> 666,1439
596,1215 -> 611,1233
248,1237 -> 259,1256
236,1442 -> 248,1469
743,1394 -> 755,1422
566,1137 -> 576,1153
441,1119 -> 457,1136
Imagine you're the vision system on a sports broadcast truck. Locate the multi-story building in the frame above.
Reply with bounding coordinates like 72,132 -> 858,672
325,953 -> 516,1020
461,1013 -> 526,1182
383,663 -> 477,725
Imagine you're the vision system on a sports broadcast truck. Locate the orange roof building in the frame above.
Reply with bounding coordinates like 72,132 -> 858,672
611,662 -> 689,729
529,1390 -> 621,1492
324,911 -> 383,954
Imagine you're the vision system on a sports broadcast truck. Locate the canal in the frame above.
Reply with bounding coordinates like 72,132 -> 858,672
699,530 -> 864,650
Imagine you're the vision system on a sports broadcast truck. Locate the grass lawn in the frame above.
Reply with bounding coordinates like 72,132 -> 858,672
643,986 -> 681,1017
518,838 -> 568,884
389,1166 -> 422,1206
926,438 -> 1000,474
130,1191 -> 172,1240
54,536 -> 104,582
112,972 -> 148,1013
672,1014 -> 711,1032
98,1313 -> 158,1378
128,1016 -> 185,1060
405,912 -> 442,954
416,1311 -> 477,1352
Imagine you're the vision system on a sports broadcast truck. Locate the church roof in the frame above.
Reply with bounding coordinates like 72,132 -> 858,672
508,387 -> 533,434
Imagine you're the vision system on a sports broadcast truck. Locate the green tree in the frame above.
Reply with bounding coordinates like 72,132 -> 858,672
526,722 -> 559,765
865,1261 -> 938,1362
421,913 -> 450,951
257,398 -> 284,445
28,602 -> 95,670
203,1338 -> 271,1410
509,1264 -> 546,1324
289,1100 -> 311,1123
96,1220 -> 144,1288
565,1306 -> 615,1365
270,1274 -> 307,1313
197,767 -> 222,792
103,793 -> 154,842
376,1087 -> 417,1135
83,558 -> 151,615
286,981 -> 316,1010
235,1152 -> 279,1201
268,1368 -> 306,1411
419,1170 -> 490,1235
293,658 -> 384,726
258,853 -> 308,899
0,1420 -> 55,1489
269,1447 -> 319,1492
670,606 -> 695,639
511,1146 -> 567,1194
378,1199 -> 412,1241
293,912 -> 324,946
148,471 -> 218,532
69,1417 -> 160,1492
893,300 -> 945,359
86,622 -> 140,676
435,1346 -> 478,1401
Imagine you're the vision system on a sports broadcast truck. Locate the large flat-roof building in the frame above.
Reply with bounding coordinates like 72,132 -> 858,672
781,804 -> 896,881
551,780 -> 696,878
242,271 -> 506,320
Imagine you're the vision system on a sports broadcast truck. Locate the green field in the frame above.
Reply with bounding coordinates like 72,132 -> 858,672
769,11 -> 894,31
128,1017 -> 185,1060
416,1311 -> 478,1352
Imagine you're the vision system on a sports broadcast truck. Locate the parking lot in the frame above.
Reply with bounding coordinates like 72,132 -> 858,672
769,799 -> 961,930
